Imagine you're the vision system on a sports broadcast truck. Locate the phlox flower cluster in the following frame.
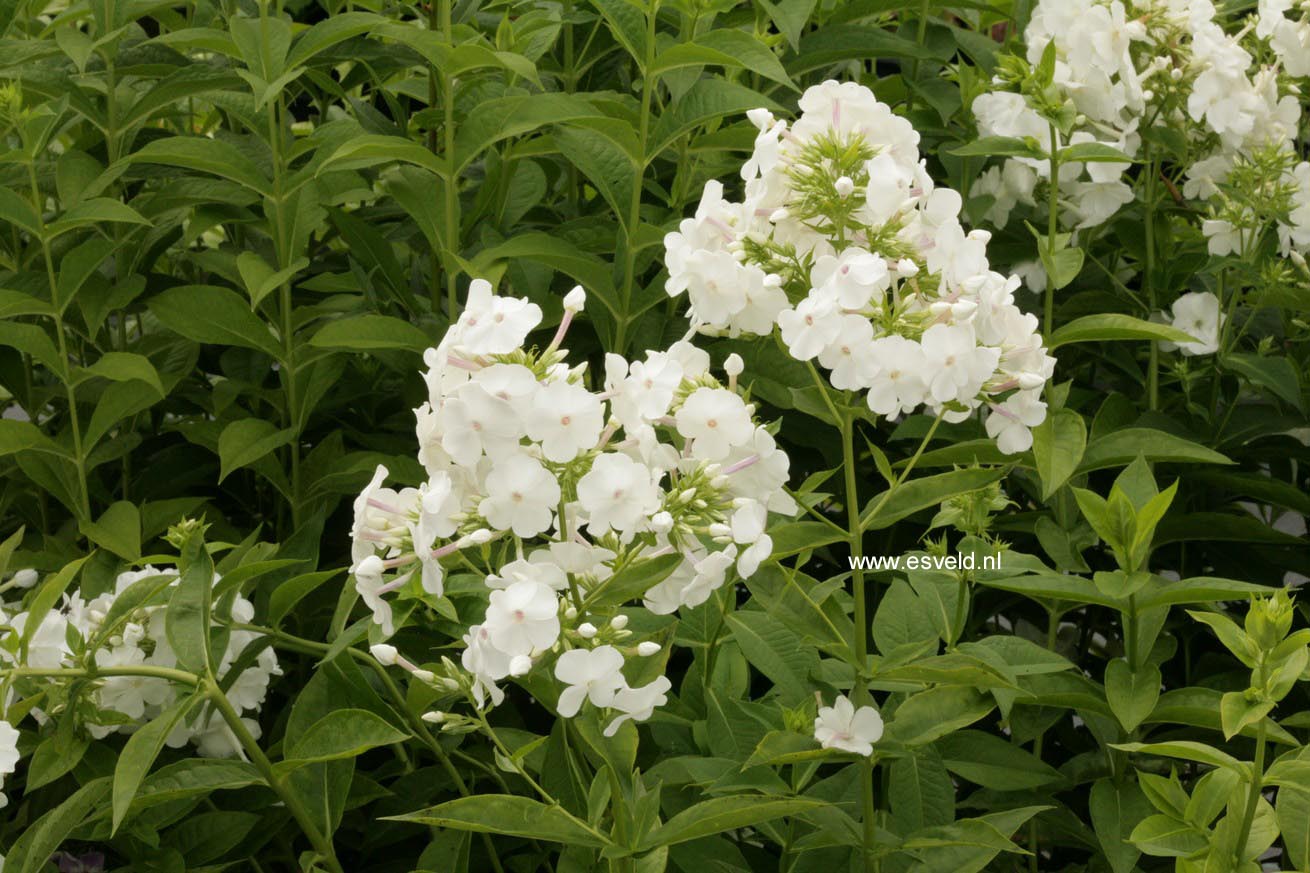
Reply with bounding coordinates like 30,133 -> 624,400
974,0 -> 1309,255
0,566 -> 280,758
351,282 -> 794,732
663,80 -> 1055,454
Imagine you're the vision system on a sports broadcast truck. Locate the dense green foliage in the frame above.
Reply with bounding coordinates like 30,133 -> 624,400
1,0 -> 1309,871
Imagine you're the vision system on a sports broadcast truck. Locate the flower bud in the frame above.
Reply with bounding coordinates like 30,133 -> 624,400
578,622 -> 598,639
10,568 -> 38,589
746,108 -> 775,130
563,285 -> 587,312
637,641 -> 661,657
834,176 -> 855,197
564,606 -> 579,620
412,669 -> 435,683
422,711 -> 446,724
650,511 -> 674,535
896,258 -> 919,277
370,644 -> 399,666
610,614 -> 629,630
724,353 -> 744,377
769,208 -> 789,222
1018,373 -> 1046,390
509,654 -> 532,676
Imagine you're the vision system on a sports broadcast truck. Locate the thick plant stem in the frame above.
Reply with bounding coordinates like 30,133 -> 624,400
1043,123 -> 1061,338
840,415 -> 879,873
841,414 -> 868,682
1144,153 -> 1159,410
615,0 -> 660,354
440,0 -> 458,322
29,163 -> 91,521
204,677 -> 345,873
1233,720 -> 1267,868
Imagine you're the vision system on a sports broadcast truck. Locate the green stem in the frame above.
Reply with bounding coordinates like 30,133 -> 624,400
1144,153 -> 1159,410
614,0 -> 660,354
1043,123 -> 1061,338
28,162 -> 91,521
1233,720 -> 1267,868
905,0 -> 931,112
860,411 -> 945,532
204,677 -> 344,873
841,413 -> 869,687
440,0 -> 458,322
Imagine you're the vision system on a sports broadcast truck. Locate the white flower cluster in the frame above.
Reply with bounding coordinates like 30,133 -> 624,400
975,0 -> 1309,254
1,566 -> 281,758
663,81 -> 1055,454
0,718 -> 18,809
351,281 -> 794,730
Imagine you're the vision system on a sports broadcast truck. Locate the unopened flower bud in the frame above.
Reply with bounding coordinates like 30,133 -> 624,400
724,353 -> 744,377
637,642 -> 661,657
897,258 -> 919,276
509,654 -> 532,676
563,285 -> 587,312
412,669 -> 435,683
564,606 -> 579,620
422,711 -> 446,724
10,568 -> 38,589
746,108 -> 775,130
578,622 -> 598,639
651,511 -> 674,535
834,175 -> 855,197
462,529 -> 493,546
1170,67 -> 1182,81
610,614 -> 629,630
370,644 -> 399,666
1018,373 -> 1046,390
769,208 -> 789,222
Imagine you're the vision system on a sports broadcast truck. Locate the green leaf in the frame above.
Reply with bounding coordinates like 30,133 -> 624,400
317,134 -> 448,178
1089,778 -> 1150,873
389,795 -> 611,847
218,418 -> 296,483
787,24 -> 935,75
112,693 -> 201,833
129,136 -> 273,195
9,778 -> 111,873
79,500 -> 142,561
1223,353 -> 1303,411
948,136 -> 1046,160
862,468 -> 1007,530
46,198 -> 149,237
1059,142 -> 1134,163
21,558 -> 87,660
1112,741 -> 1249,776
725,611 -> 817,704
454,93 -> 602,174
282,708 -> 409,767
651,31 -> 795,91
1219,691 -> 1273,741
150,285 -> 283,359
1031,407 -> 1086,499
80,351 -> 165,396
590,0 -> 649,65
1078,428 -> 1232,471
166,539 -> 215,673
1104,659 -> 1161,732
648,79 -> 780,161
1129,814 -> 1208,858
936,730 -> 1062,790
886,687 -> 994,746
1048,314 -> 1199,350
286,11 -> 382,68
639,797 -> 825,850
1039,243 -> 1084,291
308,314 -> 430,353
236,252 -> 309,309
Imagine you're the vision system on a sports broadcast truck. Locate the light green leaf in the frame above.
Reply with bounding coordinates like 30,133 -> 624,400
1031,407 -> 1086,499
639,797 -> 825,850
218,418 -> 297,483
1048,314 -> 1199,350
282,708 -> 409,767
308,314 -> 430,353
388,795 -> 611,847
149,284 -> 284,359
79,500 -> 142,561
129,137 -> 272,195
112,693 -> 201,833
